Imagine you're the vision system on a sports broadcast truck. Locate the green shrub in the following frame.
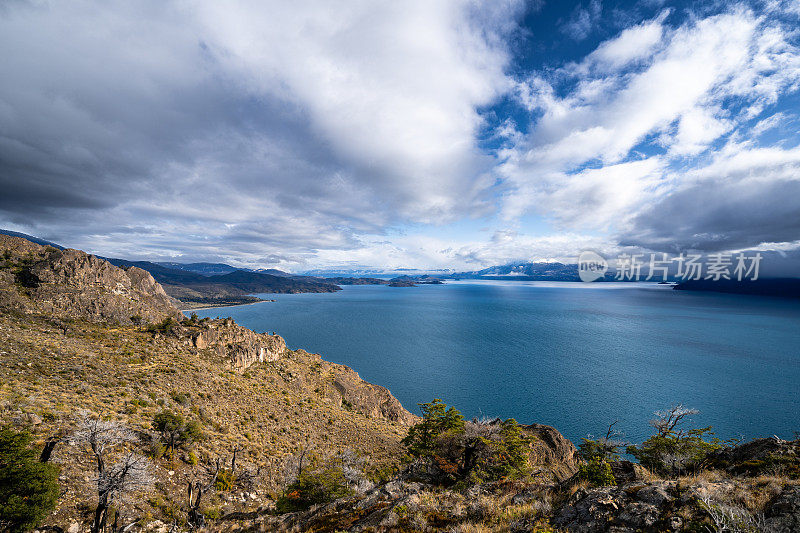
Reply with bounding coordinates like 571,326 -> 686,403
402,399 -> 530,485
202,508 -> 221,520
627,430 -> 722,476
0,427 -> 60,533
214,469 -> 236,492
170,391 -> 190,406
465,418 -> 530,484
152,412 -> 203,455
626,405 -> 724,477
402,398 -> 465,459
275,467 -> 353,513
579,457 -> 616,486
146,317 -> 177,335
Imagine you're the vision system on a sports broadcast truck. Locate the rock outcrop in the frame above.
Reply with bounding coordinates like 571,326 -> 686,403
766,485 -> 800,532
708,436 -> 800,476
554,479 -> 800,532
0,235 -> 180,324
325,360 -> 417,425
180,319 -> 288,371
0,234 -> 418,425
522,423 -> 581,482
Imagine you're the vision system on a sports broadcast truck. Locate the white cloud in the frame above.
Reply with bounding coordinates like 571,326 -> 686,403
501,6 -> 800,241
310,231 -> 614,271
617,139 -> 800,253
561,0 -> 602,41
669,107 -> 733,156
583,10 -> 668,72
191,0 -> 521,222
750,111 -> 788,135
2,1 -> 799,270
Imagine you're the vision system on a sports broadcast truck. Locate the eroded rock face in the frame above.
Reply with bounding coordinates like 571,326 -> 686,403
555,481 -> 684,532
326,360 -> 417,425
522,423 -> 581,482
1,236 -> 417,424
185,321 -> 288,371
0,235 -> 180,324
554,480 -> 800,533
766,485 -> 800,533
610,460 -> 651,484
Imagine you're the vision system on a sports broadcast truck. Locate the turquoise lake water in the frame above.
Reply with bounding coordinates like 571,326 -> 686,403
194,281 -> 800,445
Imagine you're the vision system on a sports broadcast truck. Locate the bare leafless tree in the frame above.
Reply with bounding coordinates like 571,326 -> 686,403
187,458 -> 221,529
650,404 -> 700,438
284,437 -> 313,481
336,449 -> 372,493
71,413 -> 153,533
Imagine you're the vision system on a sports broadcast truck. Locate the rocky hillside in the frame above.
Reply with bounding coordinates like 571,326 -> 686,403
0,235 -> 418,529
0,235 -> 180,324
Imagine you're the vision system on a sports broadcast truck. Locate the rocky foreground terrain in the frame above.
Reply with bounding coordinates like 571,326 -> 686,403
1,234 -> 799,532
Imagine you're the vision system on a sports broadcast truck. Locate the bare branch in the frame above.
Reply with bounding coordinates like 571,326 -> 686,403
649,404 -> 699,437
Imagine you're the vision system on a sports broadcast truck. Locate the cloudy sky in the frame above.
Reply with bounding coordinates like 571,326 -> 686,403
1,0 -> 799,272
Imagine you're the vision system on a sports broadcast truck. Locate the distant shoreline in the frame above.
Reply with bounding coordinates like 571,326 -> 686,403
179,297 -> 275,312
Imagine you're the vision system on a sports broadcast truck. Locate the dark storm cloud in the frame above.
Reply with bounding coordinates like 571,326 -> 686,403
619,174 -> 800,253
0,0 -> 521,268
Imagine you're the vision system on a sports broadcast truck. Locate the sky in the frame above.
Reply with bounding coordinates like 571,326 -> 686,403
1,0 -> 799,272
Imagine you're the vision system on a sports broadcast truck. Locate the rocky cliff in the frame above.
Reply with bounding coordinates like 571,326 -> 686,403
0,235 -> 180,324
173,318 -> 289,371
521,423 -> 581,482
0,234 -> 418,429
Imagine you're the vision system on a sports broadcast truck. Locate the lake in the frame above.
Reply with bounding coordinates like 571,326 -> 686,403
194,281 -> 800,445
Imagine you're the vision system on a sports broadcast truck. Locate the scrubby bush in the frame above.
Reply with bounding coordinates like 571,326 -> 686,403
626,405 -> 723,476
579,456 -> 616,486
402,398 -> 465,459
402,399 -> 530,485
147,316 -> 177,335
170,391 -> 190,406
214,468 -> 236,492
578,422 -> 625,486
0,427 -> 60,533
275,467 -> 354,513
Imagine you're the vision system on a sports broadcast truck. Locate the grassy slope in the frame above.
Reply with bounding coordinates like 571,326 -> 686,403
0,311 -> 407,529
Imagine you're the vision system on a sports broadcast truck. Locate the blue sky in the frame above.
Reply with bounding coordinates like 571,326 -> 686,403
1,0 -> 799,271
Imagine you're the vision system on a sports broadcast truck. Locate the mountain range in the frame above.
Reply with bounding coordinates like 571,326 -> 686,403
5,229 -> 798,303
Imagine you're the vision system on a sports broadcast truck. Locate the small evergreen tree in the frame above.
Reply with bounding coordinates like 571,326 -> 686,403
402,398 -> 465,458
578,421 -> 625,486
0,427 -> 60,533
467,418 -> 530,483
579,457 -> 616,486
402,399 -> 530,485
152,412 -> 202,456
275,467 -> 353,513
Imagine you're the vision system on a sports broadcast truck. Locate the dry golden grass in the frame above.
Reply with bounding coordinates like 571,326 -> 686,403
677,469 -> 725,484
0,311 -> 409,529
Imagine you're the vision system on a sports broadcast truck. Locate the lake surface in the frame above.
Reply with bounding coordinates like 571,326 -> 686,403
195,281 -> 800,445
